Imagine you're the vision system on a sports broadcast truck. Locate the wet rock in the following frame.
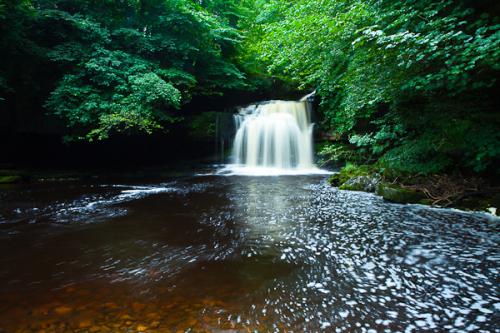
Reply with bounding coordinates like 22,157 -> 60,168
103,302 -> 118,310
376,183 -> 425,204
328,164 -> 378,192
419,198 -> 434,205
132,302 -> 146,312
120,314 -> 134,321
89,326 -> 100,333
53,306 -> 72,315
99,325 -> 111,332
339,174 -> 381,192
136,324 -> 148,332
146,312 -> 160,320
78,320 -> 92,329
37,319 -> 56,329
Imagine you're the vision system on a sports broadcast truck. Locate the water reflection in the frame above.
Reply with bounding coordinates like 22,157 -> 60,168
0,174 -> 498,332
230,177 -> 311,253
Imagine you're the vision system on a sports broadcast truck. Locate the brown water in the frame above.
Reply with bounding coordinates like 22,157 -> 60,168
0,172 -> 498,332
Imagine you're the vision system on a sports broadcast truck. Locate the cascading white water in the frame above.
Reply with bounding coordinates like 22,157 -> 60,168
233,101 -> 313,168
221,99 -> 329,176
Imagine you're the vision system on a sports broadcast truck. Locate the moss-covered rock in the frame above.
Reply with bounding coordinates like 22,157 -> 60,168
0,175 -> 22,184
419,198 -> 434,205
376,183 -> 426,204
328,164 -> 377,187
327,173 -> 341,186
339,174 -> 381,192
328,164 -> 380,192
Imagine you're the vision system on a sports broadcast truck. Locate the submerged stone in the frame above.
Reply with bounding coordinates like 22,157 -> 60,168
376,183 -> 426,204
78,319 -> 92,329
136,324 -> 148,332
53,305 -> 72,315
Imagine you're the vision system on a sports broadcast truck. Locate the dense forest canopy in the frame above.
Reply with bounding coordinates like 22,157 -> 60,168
1,0 -> 499,175
244,0 -> 500,174
1,0 -> 255,141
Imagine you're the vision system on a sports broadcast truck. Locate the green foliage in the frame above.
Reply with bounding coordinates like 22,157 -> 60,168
1,0 -> 498,175
188,112 -> 218,140
318,142 -> 369,166
247,0 -> 500,175
39,0 -> 249,140
0,0 -> 253,141
0,0 -> 38,101
327,163 -> 375,186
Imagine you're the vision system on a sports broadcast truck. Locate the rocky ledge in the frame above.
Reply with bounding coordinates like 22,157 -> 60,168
328,164 -> 499,215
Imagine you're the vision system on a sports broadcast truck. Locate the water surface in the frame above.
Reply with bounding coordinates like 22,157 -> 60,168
0,173 -> 498,332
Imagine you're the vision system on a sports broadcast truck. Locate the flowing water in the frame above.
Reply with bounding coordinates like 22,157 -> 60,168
0,172 -> 498,332
224,100 -> 328,176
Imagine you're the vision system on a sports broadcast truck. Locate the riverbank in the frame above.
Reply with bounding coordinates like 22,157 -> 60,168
328,163 -> 499,215
2,160 -> 498,217
0,161 -> 212,185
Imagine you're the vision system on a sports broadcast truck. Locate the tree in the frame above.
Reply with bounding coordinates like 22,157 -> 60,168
1,0 -> 252,140
246,0 -> 500,174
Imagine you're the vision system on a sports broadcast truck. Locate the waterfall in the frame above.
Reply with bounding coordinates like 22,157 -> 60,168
220,98 -> 329,176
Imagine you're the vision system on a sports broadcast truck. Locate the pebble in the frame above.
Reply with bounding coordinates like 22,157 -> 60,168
78,319 -> 92,329
132,302 -> 146,312
54,306 -> 72,315
136,324 -> 148,332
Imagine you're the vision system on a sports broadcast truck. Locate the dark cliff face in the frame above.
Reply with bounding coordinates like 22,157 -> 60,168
0,129 -> 215,168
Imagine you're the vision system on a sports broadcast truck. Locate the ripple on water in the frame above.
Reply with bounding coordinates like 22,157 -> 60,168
0,175 -> 498,332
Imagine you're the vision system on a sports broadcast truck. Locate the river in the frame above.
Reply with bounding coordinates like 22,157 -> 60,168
0,172 -> 498,332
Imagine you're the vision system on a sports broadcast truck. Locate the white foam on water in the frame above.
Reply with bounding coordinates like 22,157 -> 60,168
217,165 -> 331,176
224,98 -> 331,176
